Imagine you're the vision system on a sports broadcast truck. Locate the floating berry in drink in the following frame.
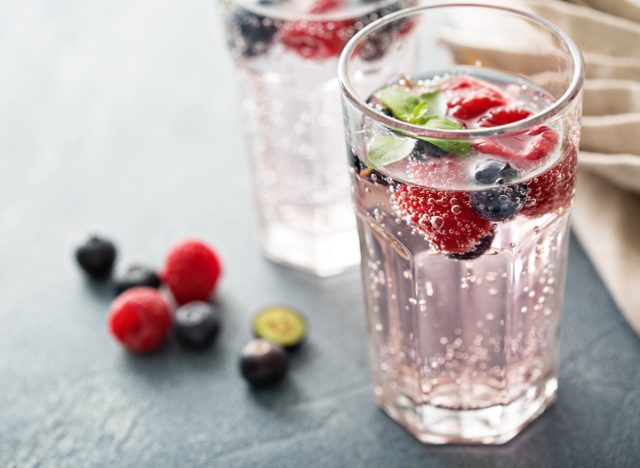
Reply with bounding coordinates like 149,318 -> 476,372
229,10 -> 279,57
395,182 -> 493,255
442,76 -> 507,120
522,150 -> 577,217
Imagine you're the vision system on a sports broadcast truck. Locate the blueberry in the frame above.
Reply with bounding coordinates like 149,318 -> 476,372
349,147 -> 390,186
240,339 -> 288,386
252,306 -> 307,349
359,1 -> 415,61
75,236 -> 117,279
411,139 -> 449,159
114,265 -> 161,295
348,147 -> 366,173
229,10 -> 278,58
474,160 -> 519,185
359,26 -> 394,62
471,184 -> 528,221
449,230 -> 495,260
174,301 -> 221,349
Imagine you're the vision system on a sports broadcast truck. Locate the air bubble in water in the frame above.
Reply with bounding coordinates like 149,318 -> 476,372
431,216 -> 444,230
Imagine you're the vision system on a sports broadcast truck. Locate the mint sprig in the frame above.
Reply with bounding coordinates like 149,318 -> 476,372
366,135 -> 415,168
375,86 -> 470,157
421,116 -> 471,156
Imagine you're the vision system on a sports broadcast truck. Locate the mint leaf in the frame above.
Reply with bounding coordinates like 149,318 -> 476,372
421,116 -> 471,156
367,135 -> 416,168
419,90 -> 446,116
409,100 -> 430,125
376,86 -> 421,123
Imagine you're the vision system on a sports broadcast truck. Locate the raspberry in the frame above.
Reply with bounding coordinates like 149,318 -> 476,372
163,240 -> 222,305
309,0 -> 342,14
395,183 -> 493,255
474,126 -> 558,161
478,107 -> 532,127
108,287 -> 172,353
522,149 -> 577,217
442,76 -> 506,120
280,20 -> 355,60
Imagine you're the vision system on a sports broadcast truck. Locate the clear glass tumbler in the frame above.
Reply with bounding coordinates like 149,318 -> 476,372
339,4 -> 584,443
220,0 -> 415,276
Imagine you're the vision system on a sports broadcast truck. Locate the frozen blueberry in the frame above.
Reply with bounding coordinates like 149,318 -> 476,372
471,184 -> 528,221
240,339 -> 288,386
349,147 -> 390,186
75,236 -> 117,280
411,139 -> 449,159
349,147 -> 366,173
449,230 -> 495,260
174,301 -> 221,349
114,265 -> 161,295
474,160 -> 519,185
229,10 -> 278,57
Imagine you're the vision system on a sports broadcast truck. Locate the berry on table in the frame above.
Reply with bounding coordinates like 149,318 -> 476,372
75,235 -> 117,280
252,306 -> 307,349
163,239 -> 222,305
108,287 -> 172,353
229,10 -> 278,58
114,264 -> 161,296
174,301 -> 221,350
240,339 -> 288,386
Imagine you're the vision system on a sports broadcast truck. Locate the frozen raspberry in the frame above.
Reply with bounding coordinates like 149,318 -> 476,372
474,126 -> 558,162
108,287 -> 172,353
442,76 -> 507,120
522,149 -> 577,217
280,19 -> 354,60
163,240 -> 222,305
478,107 -> 532,127
395,181 -> 493,254
309,0 -> 342,14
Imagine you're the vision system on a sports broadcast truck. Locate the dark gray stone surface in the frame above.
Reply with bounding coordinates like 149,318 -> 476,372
1,1 -> 639,467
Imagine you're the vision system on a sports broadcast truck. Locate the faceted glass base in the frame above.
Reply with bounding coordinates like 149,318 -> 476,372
374,376 -> 558,445
260,221 -> 360,277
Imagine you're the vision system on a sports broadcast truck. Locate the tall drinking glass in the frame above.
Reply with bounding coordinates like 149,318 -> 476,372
220,0 -> 415,276
339,3 -> 584,444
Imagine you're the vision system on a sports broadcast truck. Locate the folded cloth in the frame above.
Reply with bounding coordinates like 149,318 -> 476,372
441,0 -> 640,333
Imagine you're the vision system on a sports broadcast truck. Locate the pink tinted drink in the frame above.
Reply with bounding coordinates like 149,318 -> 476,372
220,0 -> 415,276
339,4 -> 583,444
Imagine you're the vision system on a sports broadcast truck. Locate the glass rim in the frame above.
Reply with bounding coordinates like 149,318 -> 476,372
337,2 -> 585,139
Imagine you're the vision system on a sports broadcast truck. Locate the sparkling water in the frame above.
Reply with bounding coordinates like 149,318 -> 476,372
351,71 -> 577,443
222,0 -> 415,276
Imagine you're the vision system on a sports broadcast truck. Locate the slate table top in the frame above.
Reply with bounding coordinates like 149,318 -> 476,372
1,1 -> 639,467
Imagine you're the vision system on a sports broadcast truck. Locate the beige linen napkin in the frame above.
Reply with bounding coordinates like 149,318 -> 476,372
441,0 -> 640,333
